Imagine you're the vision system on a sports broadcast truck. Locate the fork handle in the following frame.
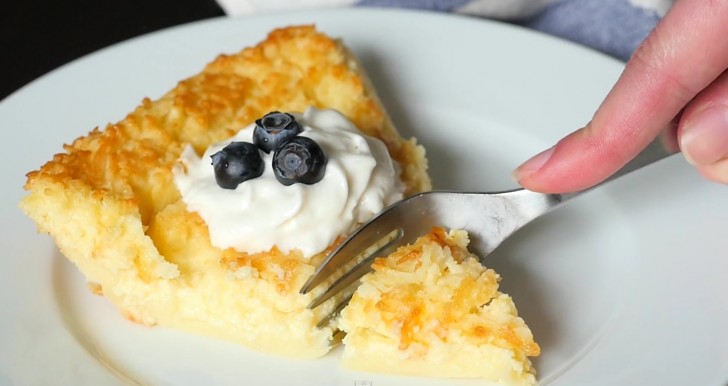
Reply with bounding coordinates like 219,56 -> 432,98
555,136 -> 680,203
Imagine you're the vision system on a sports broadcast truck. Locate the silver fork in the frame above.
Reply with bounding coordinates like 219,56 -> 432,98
300,137 -> 679,318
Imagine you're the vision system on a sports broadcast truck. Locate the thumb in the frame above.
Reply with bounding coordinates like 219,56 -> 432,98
678,70 -> 728,183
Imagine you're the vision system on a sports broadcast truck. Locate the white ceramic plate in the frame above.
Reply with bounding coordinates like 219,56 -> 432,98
1,8 -> 727,386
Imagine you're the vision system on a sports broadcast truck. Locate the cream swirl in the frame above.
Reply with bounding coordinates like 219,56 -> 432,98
173,107 -> 405,258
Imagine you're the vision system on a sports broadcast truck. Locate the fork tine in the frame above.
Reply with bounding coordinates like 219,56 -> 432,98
299,207 -> 404,295
307,229 -> 403,309
330,329 -> 346,346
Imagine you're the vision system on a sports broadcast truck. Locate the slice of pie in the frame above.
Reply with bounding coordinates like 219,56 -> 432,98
20,25 -> 430,359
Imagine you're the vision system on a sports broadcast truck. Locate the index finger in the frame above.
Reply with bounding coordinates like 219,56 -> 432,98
514,0 -> 728,193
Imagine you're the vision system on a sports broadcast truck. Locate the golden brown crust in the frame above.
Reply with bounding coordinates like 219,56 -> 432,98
24,25 -> 430,223
339,228 -> 539,383
366,228 -> 539,356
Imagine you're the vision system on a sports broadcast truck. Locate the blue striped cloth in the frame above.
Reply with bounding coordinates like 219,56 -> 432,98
217,0 -> 673,61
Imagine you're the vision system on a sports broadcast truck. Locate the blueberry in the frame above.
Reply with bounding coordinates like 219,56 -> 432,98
272,137 -> 327,186
253,112 -> 303,153
210,142 -> 264,189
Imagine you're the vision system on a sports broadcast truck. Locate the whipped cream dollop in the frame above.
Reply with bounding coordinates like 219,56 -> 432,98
173,107 -> 405,258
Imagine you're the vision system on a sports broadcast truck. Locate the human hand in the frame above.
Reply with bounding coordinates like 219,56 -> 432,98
513,0 -> 728,193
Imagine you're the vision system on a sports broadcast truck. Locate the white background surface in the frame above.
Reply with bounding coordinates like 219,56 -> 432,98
1,8 -> 726,386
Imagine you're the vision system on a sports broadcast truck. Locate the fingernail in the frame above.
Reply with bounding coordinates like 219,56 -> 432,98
680,106 -> 728,165
513,146 -> 555,181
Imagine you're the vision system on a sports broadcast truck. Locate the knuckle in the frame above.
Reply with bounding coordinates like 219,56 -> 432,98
631,30 -> 699,104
